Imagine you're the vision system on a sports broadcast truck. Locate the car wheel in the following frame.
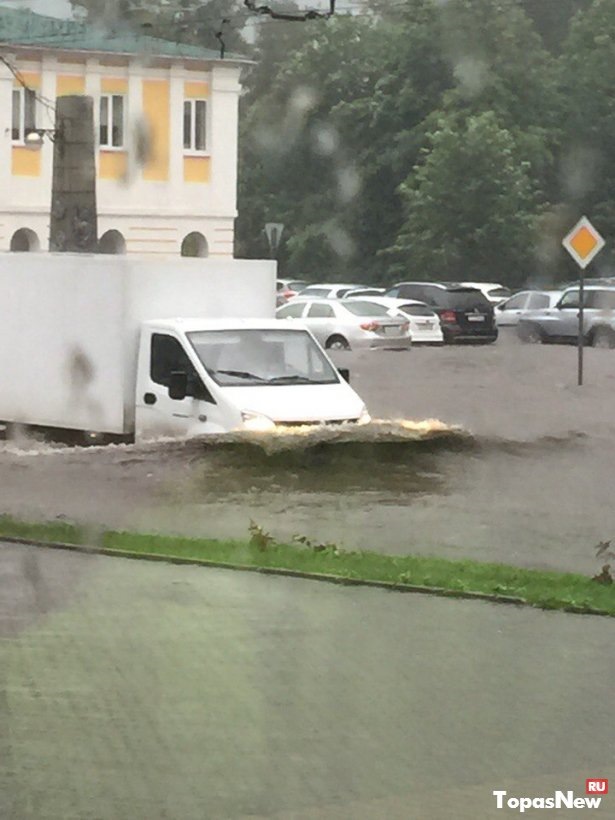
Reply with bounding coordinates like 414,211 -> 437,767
591,327 -> 615,349
325,335 -> 350,351
519,324 -> 543,344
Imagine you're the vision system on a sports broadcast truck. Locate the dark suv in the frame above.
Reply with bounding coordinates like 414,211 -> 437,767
385,282 -> 498,344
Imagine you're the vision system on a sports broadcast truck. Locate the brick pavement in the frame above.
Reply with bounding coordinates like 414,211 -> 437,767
1,543 -> 614,819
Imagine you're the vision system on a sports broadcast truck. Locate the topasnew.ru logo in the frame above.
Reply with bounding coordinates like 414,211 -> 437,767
493,785 -> 607,812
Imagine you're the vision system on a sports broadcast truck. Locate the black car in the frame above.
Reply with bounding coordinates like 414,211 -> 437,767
384,282 -> 498,344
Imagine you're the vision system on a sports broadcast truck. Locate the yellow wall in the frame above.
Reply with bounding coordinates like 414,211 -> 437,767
142,79 -> 169,182
184,156 -> 211,183
101,77 -> 128,94
14,72 -> 40,90
12,147 -> 41,177
184,81 -> 209,99
99,151 -> 127,180
56,75 -> 86,96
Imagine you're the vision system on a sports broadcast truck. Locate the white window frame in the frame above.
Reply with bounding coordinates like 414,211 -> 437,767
183,98 -> 208,154
11,87 -> 37,144
99,93 -> 126,150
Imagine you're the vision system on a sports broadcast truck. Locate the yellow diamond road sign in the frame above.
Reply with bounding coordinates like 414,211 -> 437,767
562,216 -> 605,269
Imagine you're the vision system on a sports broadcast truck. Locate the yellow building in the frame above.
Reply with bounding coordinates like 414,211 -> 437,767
0,7 -> 247,256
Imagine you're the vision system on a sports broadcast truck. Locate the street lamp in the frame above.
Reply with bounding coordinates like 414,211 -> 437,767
264,222 -> 284,259
24,127 -> 62,150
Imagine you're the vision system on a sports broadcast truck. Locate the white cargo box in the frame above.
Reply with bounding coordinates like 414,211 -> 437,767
0,253 -> 276,435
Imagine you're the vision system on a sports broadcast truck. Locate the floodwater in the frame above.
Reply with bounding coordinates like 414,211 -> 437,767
2,331 -> 615,574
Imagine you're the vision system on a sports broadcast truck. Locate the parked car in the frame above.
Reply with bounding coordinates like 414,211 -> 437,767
343,287 -> 387,298
517,286 -> 615,347
457,282 -> 512,304
344,296 -> 443,344
384,283 -> 497,344
495,290 -> 562,327
276,298 -> 411,350
294,283 -> 362,300
276,279 -> 309,306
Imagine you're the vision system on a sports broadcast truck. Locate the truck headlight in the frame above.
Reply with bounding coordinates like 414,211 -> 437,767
241,411 -> 276,432
358,406 -> 371,425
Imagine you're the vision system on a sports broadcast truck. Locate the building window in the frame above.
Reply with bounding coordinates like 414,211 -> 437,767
12,88 -> 36,143
183,99 -> 207,152
99,94 -> 125,148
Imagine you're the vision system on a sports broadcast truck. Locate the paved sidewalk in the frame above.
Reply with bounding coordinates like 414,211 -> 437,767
1,543 -> 614,819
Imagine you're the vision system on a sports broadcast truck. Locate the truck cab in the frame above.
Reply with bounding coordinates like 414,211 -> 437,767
135,319 -> 369,439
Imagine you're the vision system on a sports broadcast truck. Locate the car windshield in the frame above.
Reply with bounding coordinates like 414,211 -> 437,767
342,301 -> 392,316
187,328 -> 340,386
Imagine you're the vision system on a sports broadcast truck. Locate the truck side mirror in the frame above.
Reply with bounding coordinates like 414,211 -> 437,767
168,370 -> 188,400
338,368 -> 350,383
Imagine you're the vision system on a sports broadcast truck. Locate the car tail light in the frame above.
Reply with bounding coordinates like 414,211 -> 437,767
283,289 -> 296,299
360,321 -> 380,331
402,322 -> 410,333
440,310 -> 456,323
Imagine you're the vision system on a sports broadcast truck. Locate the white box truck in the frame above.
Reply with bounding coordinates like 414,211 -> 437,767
0,253 -> 369,442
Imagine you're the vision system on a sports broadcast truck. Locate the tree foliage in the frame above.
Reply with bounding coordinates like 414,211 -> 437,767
70,0 -> 248,53
72,0 -> 615,286
389,112 -> 539,285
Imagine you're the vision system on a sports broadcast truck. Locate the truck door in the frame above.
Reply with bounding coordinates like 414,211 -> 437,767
136,332 -> 226,438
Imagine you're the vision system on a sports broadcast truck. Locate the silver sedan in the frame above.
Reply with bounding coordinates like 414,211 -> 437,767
495,290 -> 562,327
276,298 -> 412,350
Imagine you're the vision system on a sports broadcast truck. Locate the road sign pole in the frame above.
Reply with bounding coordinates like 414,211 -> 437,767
562,216 -> 606,388
578,269 -> 585,387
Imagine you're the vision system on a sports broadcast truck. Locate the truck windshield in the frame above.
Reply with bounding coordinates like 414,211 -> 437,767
187,328 -> 341,387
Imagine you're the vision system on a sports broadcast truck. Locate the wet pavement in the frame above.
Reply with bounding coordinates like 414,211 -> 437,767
2,332 -> 615,574
1,542 -> 614,820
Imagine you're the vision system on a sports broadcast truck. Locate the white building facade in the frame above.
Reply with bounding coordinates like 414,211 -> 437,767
0,7 -> 246,256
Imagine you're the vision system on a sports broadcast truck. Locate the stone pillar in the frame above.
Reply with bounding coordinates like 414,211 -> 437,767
49,95 -> 98,252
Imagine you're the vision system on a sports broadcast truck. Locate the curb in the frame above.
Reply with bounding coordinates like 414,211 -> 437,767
3,533 -> 606,615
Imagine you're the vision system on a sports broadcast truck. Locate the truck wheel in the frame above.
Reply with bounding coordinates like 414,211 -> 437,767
591,327 -> 615,349
326,335 -> 350,350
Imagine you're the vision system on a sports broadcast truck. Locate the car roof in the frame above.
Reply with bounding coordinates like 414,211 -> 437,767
147,318 -> 292,332
345,295 -> 429,307
563,285 -> 615,291
391,281 -> 447,289
391,282 -> 484,292
459,281 -> 506,289
301,283 -> 359,288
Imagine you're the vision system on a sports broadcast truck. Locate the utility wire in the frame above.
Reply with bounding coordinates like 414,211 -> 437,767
0,52 -> 56,116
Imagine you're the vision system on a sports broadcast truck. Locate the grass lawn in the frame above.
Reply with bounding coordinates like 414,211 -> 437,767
1,514 -> 614,617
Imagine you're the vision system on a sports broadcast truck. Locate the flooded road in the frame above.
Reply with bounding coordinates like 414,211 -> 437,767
2,331 -> 615,574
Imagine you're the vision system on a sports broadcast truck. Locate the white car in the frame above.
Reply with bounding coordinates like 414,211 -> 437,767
276,298 -> 412,350
495,290 -> 562,327
344,296 -> 443,344
343,287 -> 387,298
458,282 -> 512,305
293,283 -> 362,300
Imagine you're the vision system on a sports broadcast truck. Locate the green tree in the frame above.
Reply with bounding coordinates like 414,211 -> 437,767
389,112 -> 540,287
236,14 -> 392,279
557,0 -> 615,270
70,0 -> 248,53
520,0 -> 591,53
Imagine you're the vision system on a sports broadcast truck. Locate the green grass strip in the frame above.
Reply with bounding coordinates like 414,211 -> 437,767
1,514 -> 614,617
